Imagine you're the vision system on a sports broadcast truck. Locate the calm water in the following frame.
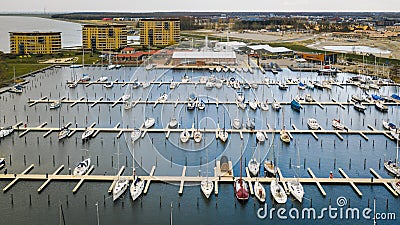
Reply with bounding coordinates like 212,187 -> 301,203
0,16 -> 82,53
0,64 -> 399,224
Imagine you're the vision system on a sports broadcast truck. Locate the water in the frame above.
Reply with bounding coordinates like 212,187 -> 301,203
0,64 -> 399,224
322,45 -> 391,55
0,16 -> 82,53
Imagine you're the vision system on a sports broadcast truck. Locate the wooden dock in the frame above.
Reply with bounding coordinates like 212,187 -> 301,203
0,164 -> 398,198
9,121 -> 396,141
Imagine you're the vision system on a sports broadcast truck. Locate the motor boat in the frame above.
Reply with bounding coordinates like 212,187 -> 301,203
187,101 -> 196,110
104,82 -> 114,88
197,100 -> 206,110
99,76 -> 108,82
307,118 -> 320,130
157,93 -> 168,102
249,100 -> 258,110
264,160 -> 276,177
246,119 -> 255,130
291,99 -> 302,111
382,120 -> 396,130
58,127 -> 70,140
49,100 -> 62,109
305,94 -> 313,102
278,82 -> 288,90
375,101 -> 388,112
354,102 -> 367,112
232,118 -> 242,130
260,101 -> 269,111
193,130 -> 202,143
144,118 -> 155,129
280,129 -> 290,143
271,99 -> 281,111
384,160 -> 400,177
73,158 -> 91,176
237,102 -> 246,110
168,117 -> 178,129
236,92 -> 245,103
205,81 -> 214,89
332,119 -> 345,130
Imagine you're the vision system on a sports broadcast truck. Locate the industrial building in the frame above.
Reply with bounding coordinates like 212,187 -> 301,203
171,51 -> 236,66
82,24 -> 127,51
241,44 -> 293,58
9,32 -> 61,55
139,19 -> 180,47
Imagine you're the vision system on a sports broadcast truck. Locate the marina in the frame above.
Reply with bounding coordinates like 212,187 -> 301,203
1,45 -> 400,224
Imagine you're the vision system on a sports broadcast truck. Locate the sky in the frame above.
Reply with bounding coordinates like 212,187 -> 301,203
1,0 -> 400,13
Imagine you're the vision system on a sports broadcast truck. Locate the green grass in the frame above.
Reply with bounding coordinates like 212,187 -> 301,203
0,51 -> 101,86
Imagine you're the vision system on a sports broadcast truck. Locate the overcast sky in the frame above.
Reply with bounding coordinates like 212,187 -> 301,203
1,0 -> 399,12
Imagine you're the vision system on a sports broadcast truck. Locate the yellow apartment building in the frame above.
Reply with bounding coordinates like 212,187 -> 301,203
9,32 -> 61,54
82,24 -> 127,51
139,19 -> 180,47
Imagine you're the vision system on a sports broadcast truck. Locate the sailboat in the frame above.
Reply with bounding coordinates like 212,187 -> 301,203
168,117 -> 178,129
264,129 -> 276,177
81,127 -> 94,140
256,131 -> 266,143
0,126 -> 14,139
57,106 -> 70,140
254,180 -> 266,202
68,67 -> 78,88
270,143 -> 287,204
218,128 -> 228,142
232,118 -> 241,130
271,99 -> 281,111
234,145 -> 249,201
130,145 -> 145,201
248,147 -> 260,177
73,158 -> 91,176
384,133 -> 400,177
9,67 -> 23,94
180,129 -> 190,143
144,117 -> 155,129
280,110 -> 290,143
113,143 -> 129,201
249,99 -> 258,110
201,145 -> 213,198
193,129 -> 202,143
131,128 -> 141,143
287,148 -> 304,203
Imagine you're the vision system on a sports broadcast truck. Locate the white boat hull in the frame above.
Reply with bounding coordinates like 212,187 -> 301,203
201,179 -> 214,198
130,178 -> 145,201
113,178 -> 129,201
270,180 -> 287,204
254,181 -> 266,202
287,181 -> 304,203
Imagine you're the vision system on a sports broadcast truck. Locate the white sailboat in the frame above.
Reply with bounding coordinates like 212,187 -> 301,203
81,128 -> 94,140
180,129 -> 190,143
280,112 -> 290,144
131,128 -> 141,143
270,179 -> 287,204
168,117 -> 178,129
248,157 -> 260,177
113,143 -> 129,201
256,131 -> 266,143
193,130 -> 202,143
287,148 -> 304,203
73,158 -> 91,176
49,100 -> 62,109
144,118 -> 155,129
249,99 -> 258,110
384,134 -> 400,177
0,126 -> 14,138
130,145 -> 145,201
218,128 -> 228,142
254,180 -> 266,202
201,145 -> 213,198
9,67 -> 23,94
271,99 -> 281,111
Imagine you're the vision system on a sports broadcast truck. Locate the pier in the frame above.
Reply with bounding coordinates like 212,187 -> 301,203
9,121 -> 396,141
0,164 -> 398,197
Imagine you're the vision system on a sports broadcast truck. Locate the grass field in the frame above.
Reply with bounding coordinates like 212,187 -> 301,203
0,51 -> 100,86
